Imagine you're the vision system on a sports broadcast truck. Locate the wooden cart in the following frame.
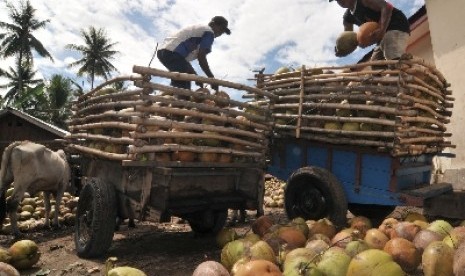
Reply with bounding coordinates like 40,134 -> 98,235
67,67 -> 276,257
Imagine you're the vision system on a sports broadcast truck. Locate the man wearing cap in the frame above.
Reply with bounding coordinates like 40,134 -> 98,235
330,0 -> 409,61
157,16 -> 231,91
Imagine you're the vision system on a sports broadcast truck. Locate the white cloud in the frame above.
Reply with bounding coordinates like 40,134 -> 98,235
1,0 -> 425,99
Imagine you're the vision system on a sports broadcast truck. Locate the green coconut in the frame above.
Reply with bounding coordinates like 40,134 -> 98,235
335,31 -> 358,56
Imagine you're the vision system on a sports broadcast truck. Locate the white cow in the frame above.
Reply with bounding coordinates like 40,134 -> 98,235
0,141 -> 71,236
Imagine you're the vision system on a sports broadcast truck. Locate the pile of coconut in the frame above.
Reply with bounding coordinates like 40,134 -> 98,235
254,54 -> 454,157
0,188 -> 77,235
67,66 -> 275,165
193,212 -> 465,275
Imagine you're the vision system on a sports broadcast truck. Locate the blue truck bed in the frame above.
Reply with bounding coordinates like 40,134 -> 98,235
268,137 -> 451,207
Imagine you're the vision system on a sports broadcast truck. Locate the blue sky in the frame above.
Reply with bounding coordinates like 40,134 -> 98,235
0,0 -> 424,100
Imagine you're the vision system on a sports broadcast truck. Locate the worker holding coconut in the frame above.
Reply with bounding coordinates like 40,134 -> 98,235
330,0 -> 409,60
157,16 -> 231,92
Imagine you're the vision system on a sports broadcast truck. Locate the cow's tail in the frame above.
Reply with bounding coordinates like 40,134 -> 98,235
0,141 -> 23,225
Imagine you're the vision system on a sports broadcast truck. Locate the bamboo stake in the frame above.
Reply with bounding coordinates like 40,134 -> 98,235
135,104 -> 271,131
396,136 -> 446,145
77,89 -> 144,109
129,116 -> 265,140
69,122 -> 138,132
274,102 -> 417,117
279,93 -> 410,106
75,100 -> 145,116
79,75 -> 145,101
397,116 -> 446,130
129,130 -> 266,149
67,144 -> 130,161
139,93 -> 270,124
274,114 -> 396,126
127,144 -> 264,158
66,133 -> 135,144
296,65 -> 305,138
69,110 -> 144,125
276,131 -> 395,147
275,124 -> 396,138
132,65 -> 277,100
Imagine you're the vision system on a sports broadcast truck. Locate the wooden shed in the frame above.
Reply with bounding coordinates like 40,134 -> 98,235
0,107 -> 69,157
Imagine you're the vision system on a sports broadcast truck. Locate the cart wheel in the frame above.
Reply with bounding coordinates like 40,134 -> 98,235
349,204 -> 396,226
186,209 -> 228,235
75,178 -> 117,258
285,167 -> 348,228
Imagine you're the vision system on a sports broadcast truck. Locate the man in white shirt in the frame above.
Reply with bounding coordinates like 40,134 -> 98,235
157,16 -> 231,91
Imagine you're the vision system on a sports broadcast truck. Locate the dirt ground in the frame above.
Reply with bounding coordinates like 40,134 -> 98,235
0,208 -> 288,276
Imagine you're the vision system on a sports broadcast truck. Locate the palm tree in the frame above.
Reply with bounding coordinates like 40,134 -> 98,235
0,0 -> 53,95
0,59 -> 43,105
66,26 -> 119,89
45,74 -> 73,128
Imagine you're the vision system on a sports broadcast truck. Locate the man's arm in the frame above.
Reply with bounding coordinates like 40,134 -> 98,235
362,0 -> 393,42
198,48 -> 214,78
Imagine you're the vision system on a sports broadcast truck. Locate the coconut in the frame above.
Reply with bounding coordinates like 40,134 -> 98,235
8,239 -> 40,270
172,151 -> 196,162
364,228 -> 389,249
107,266 -> 147,276
454,242 -> 465,276
342,122 -> 360,131
413,229 -> 444,253
249,241 -> 277,264
216,228 -> 239,248
305,239 -> 329,256
335,31 -> 358,56
252,215 -> 274,237
198,152 -> 219,163
317,247 -> 351,276
220,239 -> 252,271
345,240 -> 370,258
324,122 -> 342,131
0,262 -> 20,276
331,228 -> 361,248
283,248 -> 319,271
384,237 -> 421,272
192,87 -> 211,103
427,219 -> 453,238
192,261 -> 229,276
349,216 -> 372,236
218,154 -> 233,164
290,217 -> 310,238
309,218 -> 337,239
346,249 -> 395,276
357,21 -> 380,47
390,221 -> 421,241
234,260 -> 282,276
282,256 -> 322,276
422,241 -> 454,276
443,226 -> 465,249
213,91 -> 230,108
0,247 -> 12,264
278,226 -> 307,248
378,217 -> 399,237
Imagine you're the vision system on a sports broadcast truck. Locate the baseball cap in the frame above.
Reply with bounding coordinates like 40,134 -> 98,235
211,16 -> 231,35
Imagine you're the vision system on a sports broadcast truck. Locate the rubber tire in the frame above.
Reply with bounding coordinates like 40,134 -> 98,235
187,209 -> 228,235
75,178 -> 117,258
285,167 -> 348,228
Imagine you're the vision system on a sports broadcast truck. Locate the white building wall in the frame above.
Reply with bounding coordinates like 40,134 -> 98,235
426,0 -> 465,187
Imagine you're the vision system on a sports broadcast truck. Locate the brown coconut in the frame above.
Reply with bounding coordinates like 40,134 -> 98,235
357,21 -> 380,47
384,237 -> 421,272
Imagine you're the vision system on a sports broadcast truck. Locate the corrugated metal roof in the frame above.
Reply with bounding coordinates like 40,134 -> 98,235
0,107 -> 70,138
